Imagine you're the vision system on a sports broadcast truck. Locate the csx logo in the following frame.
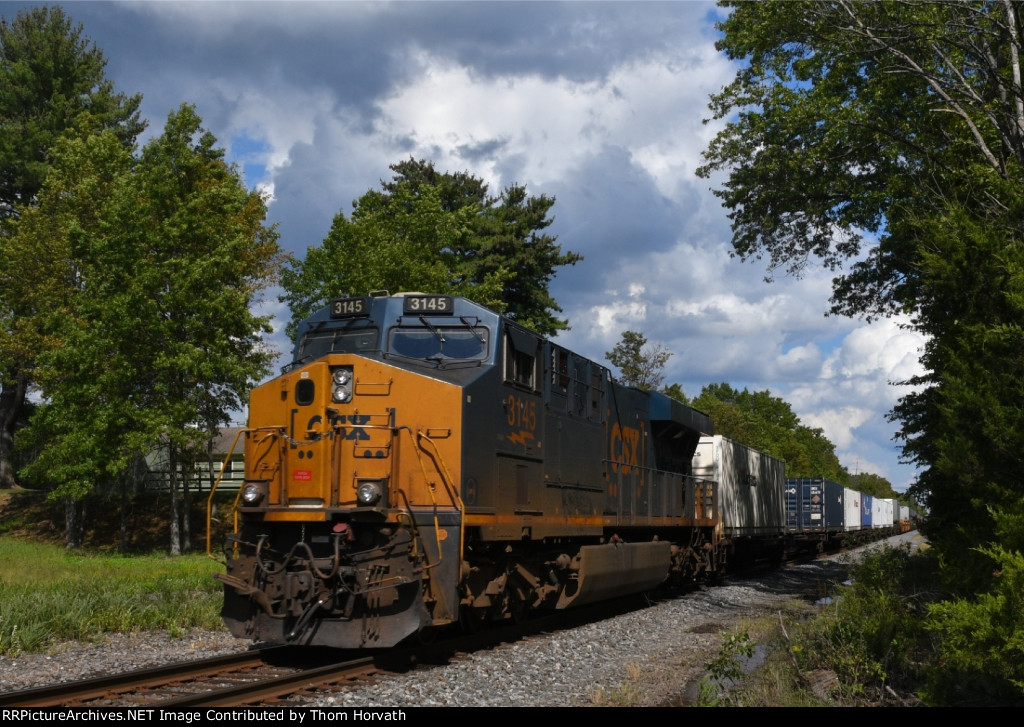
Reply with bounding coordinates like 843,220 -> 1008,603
610,423 -> 641,474
302,413 -> 371,440
330,413 -> 371,440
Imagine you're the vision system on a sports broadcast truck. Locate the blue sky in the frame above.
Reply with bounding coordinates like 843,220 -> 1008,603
8,1 -> 926,491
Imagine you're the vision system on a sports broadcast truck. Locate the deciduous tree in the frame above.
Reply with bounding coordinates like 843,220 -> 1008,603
699,0 -> 1024,568
0,5 -> 144,489
605,330 -> 672,390
24,106 -> 282,552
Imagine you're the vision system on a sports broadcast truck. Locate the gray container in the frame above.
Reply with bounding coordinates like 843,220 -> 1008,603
692,435 -> 785,537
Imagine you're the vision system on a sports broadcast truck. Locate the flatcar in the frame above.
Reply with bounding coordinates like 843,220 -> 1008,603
213,292 -> 718,648
784,477 -> 906,550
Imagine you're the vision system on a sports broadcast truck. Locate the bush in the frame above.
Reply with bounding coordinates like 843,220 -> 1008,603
789,545 -> 940,703
923,544 -> 1024,705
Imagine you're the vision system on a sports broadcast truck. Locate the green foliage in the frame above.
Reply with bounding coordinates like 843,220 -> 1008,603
923,529 -> 1024,704
18,106 -> 281,552
0,5 -> 144,489
11,130 -> 135,501
693,382 -> 862,485
849,473 -> 896,499
280,158 -> 580,337
791,546 -> 939,703
0,540 -> 223,655
701,1 -> 1024,585
281,180 -> 502,335
702,629 -> 755,703
661,382 -> 688,403
896,205 -> 1024,572
605,330 -> 671,390
0,5 -> 144,213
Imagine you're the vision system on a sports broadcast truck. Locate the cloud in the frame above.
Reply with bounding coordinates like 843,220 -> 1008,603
4,1 -> 926,490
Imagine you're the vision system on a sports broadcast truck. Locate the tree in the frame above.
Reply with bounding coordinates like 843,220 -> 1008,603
661,382 -> 689,403
698,1 -> 1024,567
0,5 -> 144,488
849,473 -> 898,500
5,127 -> 133,545
605,330 -> 672,390
692,383 -> 851,484
280,158 -> 581,336
24,105 -> 282,551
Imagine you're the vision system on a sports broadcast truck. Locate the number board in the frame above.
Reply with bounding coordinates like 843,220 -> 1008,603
403,295 -> 454,315
329,297 -> 370,318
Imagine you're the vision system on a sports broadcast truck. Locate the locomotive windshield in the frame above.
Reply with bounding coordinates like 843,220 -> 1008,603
292,327 -> 380,366
388,326 -> 489,362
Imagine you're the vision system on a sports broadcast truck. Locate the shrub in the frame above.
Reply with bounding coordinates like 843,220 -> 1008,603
789,546 -> 939,703
924,544 -> 1024,705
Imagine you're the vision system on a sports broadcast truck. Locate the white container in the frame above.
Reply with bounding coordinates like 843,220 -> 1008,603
692,435 -> 786,537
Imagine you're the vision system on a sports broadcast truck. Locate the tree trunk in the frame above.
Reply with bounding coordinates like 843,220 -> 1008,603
182,465 -> 192,555
64,497 -> 84,549
119,473 -> 128,554
0,365 -> 29,488
169,443 -> 181,555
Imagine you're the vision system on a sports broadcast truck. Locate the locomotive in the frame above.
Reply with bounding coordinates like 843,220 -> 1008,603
213,292 -> 720,648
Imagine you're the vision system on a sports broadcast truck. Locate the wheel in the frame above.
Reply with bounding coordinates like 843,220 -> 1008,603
460,606 -> 488,633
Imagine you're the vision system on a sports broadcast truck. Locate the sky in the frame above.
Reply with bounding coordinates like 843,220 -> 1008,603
7,1 -> 927,491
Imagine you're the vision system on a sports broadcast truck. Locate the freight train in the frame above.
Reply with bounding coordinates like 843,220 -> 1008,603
209,292 -> 910,648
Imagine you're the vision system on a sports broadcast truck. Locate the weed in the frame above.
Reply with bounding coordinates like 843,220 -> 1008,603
589,662 -> 646,706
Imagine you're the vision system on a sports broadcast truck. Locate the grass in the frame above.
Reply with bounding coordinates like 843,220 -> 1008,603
0,488 -> 230,657
0,539 -> 225,656
589,662 -> 645,706
694,602 -> 831,707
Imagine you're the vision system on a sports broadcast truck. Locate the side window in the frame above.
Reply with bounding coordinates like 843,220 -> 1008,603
552,347 -> 570,392
512,349 -> 534,388
548,346 -> 569,410
504,330 -> 538,390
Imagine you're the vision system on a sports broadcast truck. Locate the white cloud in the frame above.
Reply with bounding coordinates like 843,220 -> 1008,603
57,1 -> 928,491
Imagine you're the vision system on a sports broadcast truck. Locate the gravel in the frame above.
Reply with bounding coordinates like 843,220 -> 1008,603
1,535 -> 919,706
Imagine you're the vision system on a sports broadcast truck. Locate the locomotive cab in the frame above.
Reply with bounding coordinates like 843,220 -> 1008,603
217,293 -> 493,647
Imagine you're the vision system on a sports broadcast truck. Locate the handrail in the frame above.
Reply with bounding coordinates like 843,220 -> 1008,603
205,428 -> 249,560
389,426 -> 464,575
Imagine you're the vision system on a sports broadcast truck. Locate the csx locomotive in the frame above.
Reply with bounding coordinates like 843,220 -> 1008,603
214,292 -> 720,648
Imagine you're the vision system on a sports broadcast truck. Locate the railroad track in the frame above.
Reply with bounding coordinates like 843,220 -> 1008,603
0,646 -> 389,708
0,594 -> 659,708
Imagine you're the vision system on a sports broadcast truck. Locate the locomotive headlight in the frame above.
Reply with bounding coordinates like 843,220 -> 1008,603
356,480 -> 383,506
241,483 -> 266,505
332,367 -> 354,403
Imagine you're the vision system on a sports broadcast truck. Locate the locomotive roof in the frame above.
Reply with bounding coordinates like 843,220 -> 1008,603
289,293 -> 505,368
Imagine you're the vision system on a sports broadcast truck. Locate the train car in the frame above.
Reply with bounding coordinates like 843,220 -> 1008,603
212,293 -> 717,648
691,436 -> 786,564
861,494 -> 874,529
872,497 -> 895,530
898,504 -> 912,533
784,477 -> 846,552
784,477 -> 846,534
843,487 -> 862,532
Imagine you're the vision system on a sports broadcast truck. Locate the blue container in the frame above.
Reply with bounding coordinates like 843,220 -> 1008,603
784,478 -> 845,533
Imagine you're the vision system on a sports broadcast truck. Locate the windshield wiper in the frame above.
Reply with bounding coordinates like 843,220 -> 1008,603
419,316 -> 446,345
